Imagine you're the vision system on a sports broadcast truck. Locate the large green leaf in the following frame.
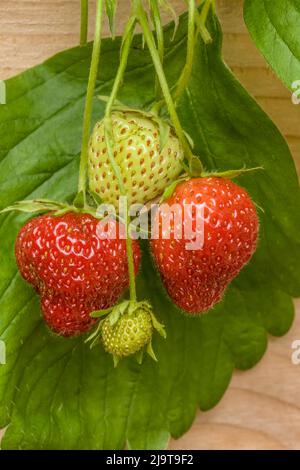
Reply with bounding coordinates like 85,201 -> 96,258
244,0 -> 300,91
0,12 -> 299,449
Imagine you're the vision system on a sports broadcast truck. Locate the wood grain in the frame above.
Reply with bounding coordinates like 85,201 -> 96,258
0,0 -> 300,450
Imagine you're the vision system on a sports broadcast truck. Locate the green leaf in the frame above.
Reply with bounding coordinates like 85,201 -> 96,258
244,0 -> 300,91
0,11 -> 299,450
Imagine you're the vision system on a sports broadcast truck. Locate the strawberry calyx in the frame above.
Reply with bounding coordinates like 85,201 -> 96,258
160,175 -> 190,202
98,96 -> 195,161
201,166 -> 264,179
98,98 -> 177,154
86,299 -> 166,366
160,165 -> 263,201
0,192 -> 104,218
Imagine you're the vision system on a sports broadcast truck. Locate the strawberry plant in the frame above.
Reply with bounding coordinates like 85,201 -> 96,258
0,0 -> 299,450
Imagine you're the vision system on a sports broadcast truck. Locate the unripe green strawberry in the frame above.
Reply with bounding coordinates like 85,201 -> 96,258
88,300 -> 166,365
88,110 -> 183,207
101,308 -> 153,358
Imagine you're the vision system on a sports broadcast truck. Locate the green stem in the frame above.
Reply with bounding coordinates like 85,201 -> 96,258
151,0 -> 212,112
124,203 -> 137,302
104,17 -> 137,302
135,0 -> 197,168
80,0 -> 89,46
173,0 -> 195,102
150,0 -> 164,101
200,0 -> 213,24
195,0 -> 213,43
78,0 -> 103,200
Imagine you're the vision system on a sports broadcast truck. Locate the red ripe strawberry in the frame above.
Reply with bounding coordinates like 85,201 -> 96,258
151,177 -> 259,313
15,212 -> 140,336
40,294 -> 102,337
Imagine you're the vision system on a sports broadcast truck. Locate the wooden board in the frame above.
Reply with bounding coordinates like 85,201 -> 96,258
1,0 -> 300,450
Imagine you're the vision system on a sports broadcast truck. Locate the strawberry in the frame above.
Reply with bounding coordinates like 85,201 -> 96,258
88,110 -> 183,207
15,212 -> 141,336
101,307 -> 153,358
151,177 -> 259,313
98,300 -> 166,365
41,294 -> 102,337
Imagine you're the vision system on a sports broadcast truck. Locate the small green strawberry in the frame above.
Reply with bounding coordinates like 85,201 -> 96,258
87,300 -> 166,366
88,109 -> 184,207
102,308 -> 152,357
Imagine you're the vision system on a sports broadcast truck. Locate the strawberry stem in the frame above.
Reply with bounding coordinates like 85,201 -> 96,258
150,1 -> 213,115
194,0 -> 214,44
134,0 -> 202,173
78,0 -> 104,202
103,15 -> 138,302
80,0 -> 89,46
149,0 -> 164,101
173,0 -> 196,103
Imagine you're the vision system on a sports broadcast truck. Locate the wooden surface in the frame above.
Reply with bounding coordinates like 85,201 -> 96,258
1,0 -> 300,450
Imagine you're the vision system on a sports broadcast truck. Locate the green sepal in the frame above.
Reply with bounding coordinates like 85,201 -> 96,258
136,349 -> 144,365
160,175 -> 189,202
85,320 -> 103,349
127,300 -> 166,340
98,104 -> 175,154
89,191 -> 103,207
146,340 -> 158,362
73,190 -> 85,209
113,354 -> 120,368
109,300 -> 130,326
53,207 -> 74,216
157,117 -> 170,152
127,300 -> 151,316
109,308 -> 122,327
0,197 -> 102,218
86,300 -> 130,349
202,166 -> 264,179
0,199 -> 67,215
183,130 -> 194,149
90,307 -> 114,318
160,180 -> 180,201
149,311 -> 166,339
189,155 -> 203,176
181,160 -> 190,174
